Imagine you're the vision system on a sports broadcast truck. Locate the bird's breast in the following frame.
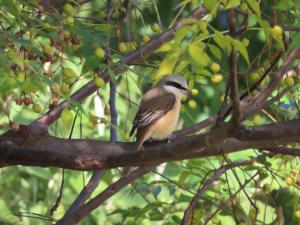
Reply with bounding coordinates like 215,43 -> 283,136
149,100 -> 181,140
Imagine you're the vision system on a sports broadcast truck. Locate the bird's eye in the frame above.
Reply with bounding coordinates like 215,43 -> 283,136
165,81 -> 187,91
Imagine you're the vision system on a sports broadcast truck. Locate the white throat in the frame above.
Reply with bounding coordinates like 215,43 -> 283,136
163,85 -> 184,99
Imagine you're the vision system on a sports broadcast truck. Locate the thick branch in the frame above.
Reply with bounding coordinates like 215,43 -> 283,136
2,119 -> 300,170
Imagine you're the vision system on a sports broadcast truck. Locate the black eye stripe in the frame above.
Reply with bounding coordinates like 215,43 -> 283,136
165,81 -> 187,90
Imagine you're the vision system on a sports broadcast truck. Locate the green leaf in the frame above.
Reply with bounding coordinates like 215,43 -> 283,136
178,171 -> 190,184
246,0 -> 261,16
155,52 -> 180,80
175,60 -> 190,72
204,0 -> 219,15
149,209 -> 164,221
213,30 -> 232,55
225,0 -> 241,9
188,43 -> 211,67
289,32 -> 300,50
226,36 -> 250,64
175,27 -> 191,43
208,44 -> 222,60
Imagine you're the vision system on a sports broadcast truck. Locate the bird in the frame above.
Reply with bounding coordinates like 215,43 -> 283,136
130,74 -> 191,150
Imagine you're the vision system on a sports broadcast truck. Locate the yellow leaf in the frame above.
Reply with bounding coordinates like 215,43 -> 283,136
188,43 -> 210,67
155,53 -> 179,80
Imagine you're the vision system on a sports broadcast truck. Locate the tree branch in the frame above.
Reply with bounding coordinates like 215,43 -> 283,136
55,165 -> 156,225
2,119 -> 300,170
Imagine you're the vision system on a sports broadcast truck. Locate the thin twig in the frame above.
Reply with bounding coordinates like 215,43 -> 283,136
181,156 -> 261,225
227,9 -> 242,126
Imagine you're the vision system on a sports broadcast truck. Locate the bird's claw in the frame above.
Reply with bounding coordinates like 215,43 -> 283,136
167,133 -> 176,144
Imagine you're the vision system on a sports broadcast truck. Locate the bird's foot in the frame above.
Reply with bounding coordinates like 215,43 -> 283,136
167,133 -> 176,144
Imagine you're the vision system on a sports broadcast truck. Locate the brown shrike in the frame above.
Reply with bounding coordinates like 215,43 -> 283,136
130,74 -> 191,150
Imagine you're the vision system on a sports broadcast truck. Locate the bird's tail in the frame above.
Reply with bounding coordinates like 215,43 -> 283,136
122,136 -> 145,176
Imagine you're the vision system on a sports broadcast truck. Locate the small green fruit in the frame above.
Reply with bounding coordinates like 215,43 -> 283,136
43,44 -> 52,55
142,35 -> 150,43
240,3 -> 248,11
151,23 -> 160,32
65,16 -> 74,25
295,210 -> 300,218
61,108 -> 73,125
242,38 -> 250,47
188,100 -> 197,109
60,84 -> 70,95
118,42 -> 127,53
210,62 -> 220,73
95,47 -> 105,59
252,114 -> 261,125
272,25 -> 283,36
285,77 -> 295,87
250,72 -> 260,82
64,30 -> 71,39
63,3 -> 74,15
33,103 -> 42,113
95,77 -> 105,88
285,176 -> 294,186
191,88 -> 199,96
63,68 -> 76,78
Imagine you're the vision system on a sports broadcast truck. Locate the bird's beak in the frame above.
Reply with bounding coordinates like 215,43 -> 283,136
185,89 -> 192,97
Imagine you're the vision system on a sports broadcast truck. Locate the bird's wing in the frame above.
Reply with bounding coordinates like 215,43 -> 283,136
129,93 -> 176,137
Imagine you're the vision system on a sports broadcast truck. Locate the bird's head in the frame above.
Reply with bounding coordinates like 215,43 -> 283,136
157,74 -> 191,98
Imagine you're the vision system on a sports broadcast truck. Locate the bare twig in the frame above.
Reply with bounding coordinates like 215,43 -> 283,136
181,156 -> 263,225
227,9 -> 242,126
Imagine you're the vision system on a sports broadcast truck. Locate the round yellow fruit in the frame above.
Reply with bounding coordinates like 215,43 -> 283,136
142,35 -> 150,43
63,3 -> 74,15
43,44 -> 52,55
285,77 -> 295,87
210,62 -> 220,73
250,72 -> 260,82
242,38 -> 250,47
211,74 -> 223,84
65,16 -> 74,25
188,100 -> 197,109
191,88 -> 199,96
151,23 -> 160,32
295,210 -> 300,219
33,103 -> 42,113
181,95 -> 187,102
285,176 -> 294,186
95,77 -> 105,88
252,114 -> 261,125
118,42 -> 127,53
95,47 -> 105,59
272,25 -> 283,36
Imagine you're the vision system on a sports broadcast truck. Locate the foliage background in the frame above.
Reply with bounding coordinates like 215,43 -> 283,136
1,0 -> 300,224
